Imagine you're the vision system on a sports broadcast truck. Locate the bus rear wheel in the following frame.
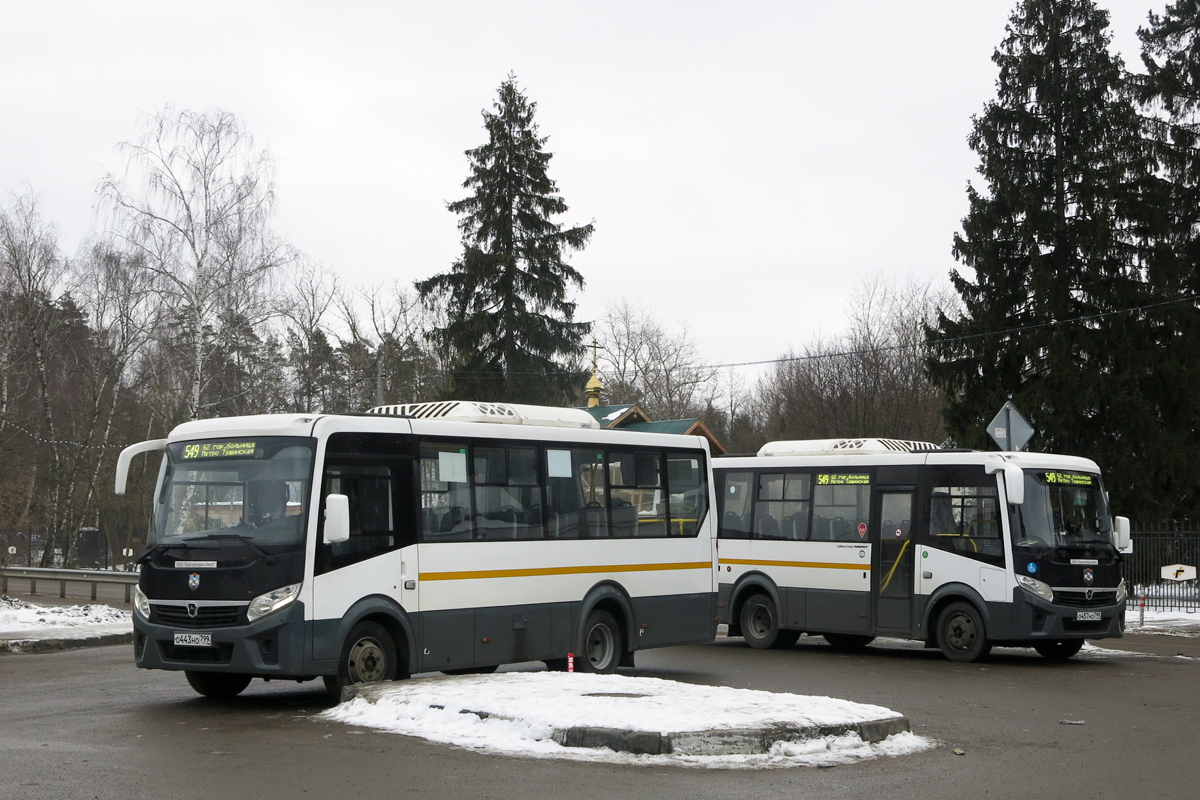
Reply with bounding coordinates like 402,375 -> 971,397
185,670 -> 252,699
326,621 -> 397,701
937,601 -> 992,662
741,593 -> 790,650
578,609 -> 621,673
1033,639 -> 1084,661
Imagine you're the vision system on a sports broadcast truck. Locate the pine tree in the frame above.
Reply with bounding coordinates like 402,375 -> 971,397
417,75 -> 593,405
1132,1 -> 1200,518
926,0 -> 1160,516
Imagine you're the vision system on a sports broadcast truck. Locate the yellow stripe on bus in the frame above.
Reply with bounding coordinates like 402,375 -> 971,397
421,561 -> 714,581
718,558 -> 870,571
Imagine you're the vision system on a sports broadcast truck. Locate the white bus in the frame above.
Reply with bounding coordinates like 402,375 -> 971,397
714,439 -> 1130,662
114,402 -> 716,699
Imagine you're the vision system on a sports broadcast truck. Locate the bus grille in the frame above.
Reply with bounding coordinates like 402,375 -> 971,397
1054,590 -> 1117,608
159,642 -> 234,664
153,604 -> 243,628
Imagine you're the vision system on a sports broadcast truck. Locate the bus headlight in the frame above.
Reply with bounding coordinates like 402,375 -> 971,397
247,583 -> 302,623
1115,579 -> 1126,604
133,585 -> 151,619
1016,574 -> 1054,602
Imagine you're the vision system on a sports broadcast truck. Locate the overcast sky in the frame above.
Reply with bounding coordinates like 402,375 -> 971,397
1,0 -> 1160,380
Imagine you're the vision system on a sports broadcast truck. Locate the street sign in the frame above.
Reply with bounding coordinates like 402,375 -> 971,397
987,400 -> 1035,451
1161,564 -> 1197,582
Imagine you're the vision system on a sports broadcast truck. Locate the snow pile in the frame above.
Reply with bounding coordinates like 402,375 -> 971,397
322,672 -> 934,768
1128,608 -> 1200,638
0,595 -> 132,634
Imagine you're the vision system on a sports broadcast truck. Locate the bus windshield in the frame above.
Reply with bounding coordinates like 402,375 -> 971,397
151,437 -> 315,550
1010,470 -> 1116,557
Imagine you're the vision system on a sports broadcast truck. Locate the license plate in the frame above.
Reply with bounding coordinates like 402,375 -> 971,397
173,632 -> 212,647
1076,611 -> 1101,622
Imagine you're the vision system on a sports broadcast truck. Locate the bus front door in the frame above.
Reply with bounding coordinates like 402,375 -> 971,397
873,488 -> 916,635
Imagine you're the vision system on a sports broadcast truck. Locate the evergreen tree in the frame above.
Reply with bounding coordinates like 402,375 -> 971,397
417,75 -> 593,405
926,0 -> 1161,516
1132,1 -> 1200,518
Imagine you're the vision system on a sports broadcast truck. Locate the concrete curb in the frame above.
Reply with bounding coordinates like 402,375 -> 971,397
552,716 -> 911,756
341,682 -> 911,756
0,631 -> 134,654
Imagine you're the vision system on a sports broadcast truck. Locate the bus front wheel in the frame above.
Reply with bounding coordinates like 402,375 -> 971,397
326,621 -> 397,701
937,601 -> 992,662
185,670 -> 252,699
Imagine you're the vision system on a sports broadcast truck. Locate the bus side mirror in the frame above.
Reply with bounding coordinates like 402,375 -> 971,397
1114,516 -> 1130,551
114,439 -> 167,495
986,462 -> 1024,505
324,494 -> 351,544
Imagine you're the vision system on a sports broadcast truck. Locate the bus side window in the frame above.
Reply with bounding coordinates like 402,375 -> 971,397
545,448 -> 607,538
420,442 -> 472,540
718,471 -> 753,539
317,463 -> 400,574
473,445 -> 544,540
666,452 -> 707,537
924,483 -> 1003,566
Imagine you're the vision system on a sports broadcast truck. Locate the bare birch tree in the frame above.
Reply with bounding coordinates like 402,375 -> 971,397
100,107 -> 290,420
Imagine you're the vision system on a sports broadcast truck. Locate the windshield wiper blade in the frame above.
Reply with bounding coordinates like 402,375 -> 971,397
196,533 -> 276,565
135,542 -> 193,565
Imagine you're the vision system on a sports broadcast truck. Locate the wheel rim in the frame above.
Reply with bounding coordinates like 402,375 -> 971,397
585,622 -> 615,669
748,603 -> 773,640
347,636 -> 387,683
945,612 -> 976,652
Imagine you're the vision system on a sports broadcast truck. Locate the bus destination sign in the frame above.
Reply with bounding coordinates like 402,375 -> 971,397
182,441 -> 258,460
1043,471 -> 1094,486
817,473 -> 871,486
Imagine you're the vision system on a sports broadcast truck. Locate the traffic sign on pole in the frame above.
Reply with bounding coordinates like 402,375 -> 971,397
987,400 -> 1035,451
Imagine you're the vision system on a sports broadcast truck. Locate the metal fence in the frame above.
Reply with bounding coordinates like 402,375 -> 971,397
1126,524 -> 1200,612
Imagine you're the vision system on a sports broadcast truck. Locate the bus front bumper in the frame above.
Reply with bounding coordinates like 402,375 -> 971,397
133,601 -> 310,677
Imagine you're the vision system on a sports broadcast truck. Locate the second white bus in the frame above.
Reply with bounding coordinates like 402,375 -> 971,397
714,439 -> 1129,662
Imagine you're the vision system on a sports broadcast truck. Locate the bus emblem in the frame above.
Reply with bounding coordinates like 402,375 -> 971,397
1083,568 -> 1094,586
188,572 -> 200,591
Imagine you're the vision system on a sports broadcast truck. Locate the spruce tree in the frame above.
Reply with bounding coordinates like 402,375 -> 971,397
926,0 -> 1159,516
1133,1 -> 1200,518
417,75 -> 593,405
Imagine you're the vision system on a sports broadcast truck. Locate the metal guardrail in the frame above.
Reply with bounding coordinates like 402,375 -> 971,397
0,566 -> 140,603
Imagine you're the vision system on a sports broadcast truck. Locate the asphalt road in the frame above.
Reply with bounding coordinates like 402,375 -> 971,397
2,628 -> 1197,800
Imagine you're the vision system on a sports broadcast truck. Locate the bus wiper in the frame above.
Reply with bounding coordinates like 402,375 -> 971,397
196,533 -> 276,566
135,542 -> 194,565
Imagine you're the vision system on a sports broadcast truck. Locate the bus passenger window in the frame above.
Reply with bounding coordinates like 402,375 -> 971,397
473,445 -> 544,540
420,442 -> 472,540
608,451 -> 664,537
545,449 -> 607,538
718,471 -> 753,539
813,483 -> 869,541
666,452 -> 707,537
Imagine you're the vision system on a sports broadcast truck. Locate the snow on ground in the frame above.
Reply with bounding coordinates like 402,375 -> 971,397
1126,608 -> 1200,638
321,671 -> 935,769
0,595 -> 131,635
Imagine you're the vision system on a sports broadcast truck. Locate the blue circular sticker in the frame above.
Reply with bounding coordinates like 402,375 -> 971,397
1026,562 -> 1038,574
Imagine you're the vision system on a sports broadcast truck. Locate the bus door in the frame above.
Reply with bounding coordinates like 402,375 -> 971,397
872,486 -> 917,634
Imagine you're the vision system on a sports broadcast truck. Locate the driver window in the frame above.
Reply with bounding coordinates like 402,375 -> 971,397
317,463 -> 399,574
